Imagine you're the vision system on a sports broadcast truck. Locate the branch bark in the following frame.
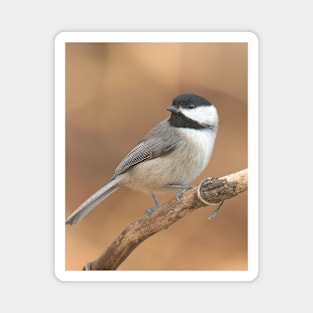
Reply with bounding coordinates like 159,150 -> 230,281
82,168 -> 248,270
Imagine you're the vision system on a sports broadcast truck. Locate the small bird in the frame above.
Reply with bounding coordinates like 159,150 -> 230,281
66,93 -> 219,225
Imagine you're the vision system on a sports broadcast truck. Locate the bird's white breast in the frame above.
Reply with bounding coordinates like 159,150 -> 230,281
177,127 -> 216,182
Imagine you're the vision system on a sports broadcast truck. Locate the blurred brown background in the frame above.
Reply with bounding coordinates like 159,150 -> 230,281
65,42 -> 248,270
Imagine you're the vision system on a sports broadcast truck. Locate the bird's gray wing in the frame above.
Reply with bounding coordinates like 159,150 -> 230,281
113,120 -> 179,178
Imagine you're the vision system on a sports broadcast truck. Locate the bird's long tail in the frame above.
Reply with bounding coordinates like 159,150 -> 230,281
65,179 -> 119,225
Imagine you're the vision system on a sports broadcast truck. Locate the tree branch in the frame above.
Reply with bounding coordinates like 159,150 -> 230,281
82,168 -> 248,270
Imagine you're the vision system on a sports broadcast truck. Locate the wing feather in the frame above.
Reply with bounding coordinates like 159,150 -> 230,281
113,120 -> 179,177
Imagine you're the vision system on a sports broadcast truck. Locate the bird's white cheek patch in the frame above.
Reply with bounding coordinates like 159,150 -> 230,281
180,106 -> 218,126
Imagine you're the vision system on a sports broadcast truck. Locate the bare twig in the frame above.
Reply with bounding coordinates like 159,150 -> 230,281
82,169 -> 248,270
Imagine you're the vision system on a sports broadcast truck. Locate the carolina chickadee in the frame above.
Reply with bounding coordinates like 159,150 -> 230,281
66,93 -> 219,225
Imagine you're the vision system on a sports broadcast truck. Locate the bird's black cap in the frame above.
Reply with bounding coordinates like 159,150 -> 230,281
172,93 -> 212,109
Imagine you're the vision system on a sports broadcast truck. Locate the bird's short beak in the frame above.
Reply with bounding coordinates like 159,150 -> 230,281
167,105 -> 180,113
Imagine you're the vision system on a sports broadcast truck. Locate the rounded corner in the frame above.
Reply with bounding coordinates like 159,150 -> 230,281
247,31 -> 259,44
54,267 -> 67,282
54,31 -> 67,44
247,267 -> 260,282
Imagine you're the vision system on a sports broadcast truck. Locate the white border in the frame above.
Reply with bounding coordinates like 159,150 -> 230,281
54,32 -> 258,282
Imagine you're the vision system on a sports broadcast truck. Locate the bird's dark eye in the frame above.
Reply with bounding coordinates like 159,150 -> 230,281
187,103 -> 195,109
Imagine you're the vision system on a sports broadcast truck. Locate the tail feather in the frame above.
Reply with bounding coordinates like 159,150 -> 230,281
65,179 -> 119,225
